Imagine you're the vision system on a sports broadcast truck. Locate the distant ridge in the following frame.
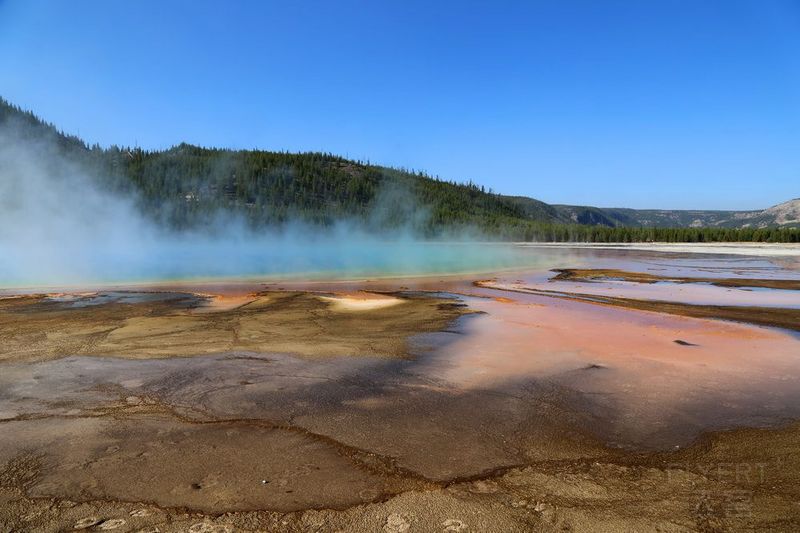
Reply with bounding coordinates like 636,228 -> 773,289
553,201 -> 800,229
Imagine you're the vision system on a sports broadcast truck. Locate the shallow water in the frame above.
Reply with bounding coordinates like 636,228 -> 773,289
44,291 -> 196,307
505,275 -> 800,309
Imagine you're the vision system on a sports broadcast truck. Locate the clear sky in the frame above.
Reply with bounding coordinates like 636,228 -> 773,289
1,0 -> 798,209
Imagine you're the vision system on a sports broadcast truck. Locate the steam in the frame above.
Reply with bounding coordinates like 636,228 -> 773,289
0,119 -> 539,288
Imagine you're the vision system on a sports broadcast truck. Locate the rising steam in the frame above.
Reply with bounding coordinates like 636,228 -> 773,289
0,119 -> 540,288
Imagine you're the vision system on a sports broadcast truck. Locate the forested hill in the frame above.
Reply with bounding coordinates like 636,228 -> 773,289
1,97 -> 798,242
0,97 -> 565,238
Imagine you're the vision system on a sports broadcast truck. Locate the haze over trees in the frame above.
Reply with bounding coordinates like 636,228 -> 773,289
2,97 -> 797,243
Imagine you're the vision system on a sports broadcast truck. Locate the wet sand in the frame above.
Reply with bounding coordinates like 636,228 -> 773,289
1,246 -> 800,531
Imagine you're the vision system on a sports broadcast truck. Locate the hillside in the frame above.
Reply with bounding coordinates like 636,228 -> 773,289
729,199 -> 800,228
555,202 -> 800,229
1,97 -> 797,241
0,97 -> 563,238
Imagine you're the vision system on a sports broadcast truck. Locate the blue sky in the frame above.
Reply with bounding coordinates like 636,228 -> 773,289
1,0 -> 798,209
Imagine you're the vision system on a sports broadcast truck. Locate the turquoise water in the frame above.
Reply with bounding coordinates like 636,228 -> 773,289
0,240 -> 562,288
5,239 -> 796,290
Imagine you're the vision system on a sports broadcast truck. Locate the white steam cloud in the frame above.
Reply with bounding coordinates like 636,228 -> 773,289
0,121 -> 539,288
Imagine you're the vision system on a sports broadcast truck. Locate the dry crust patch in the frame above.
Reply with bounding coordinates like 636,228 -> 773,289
0,291 -> 467,362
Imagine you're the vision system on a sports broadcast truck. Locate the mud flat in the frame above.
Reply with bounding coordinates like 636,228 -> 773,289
3,420 -> 800,532
2,247 -> 800,531
551,268 -> 800,290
